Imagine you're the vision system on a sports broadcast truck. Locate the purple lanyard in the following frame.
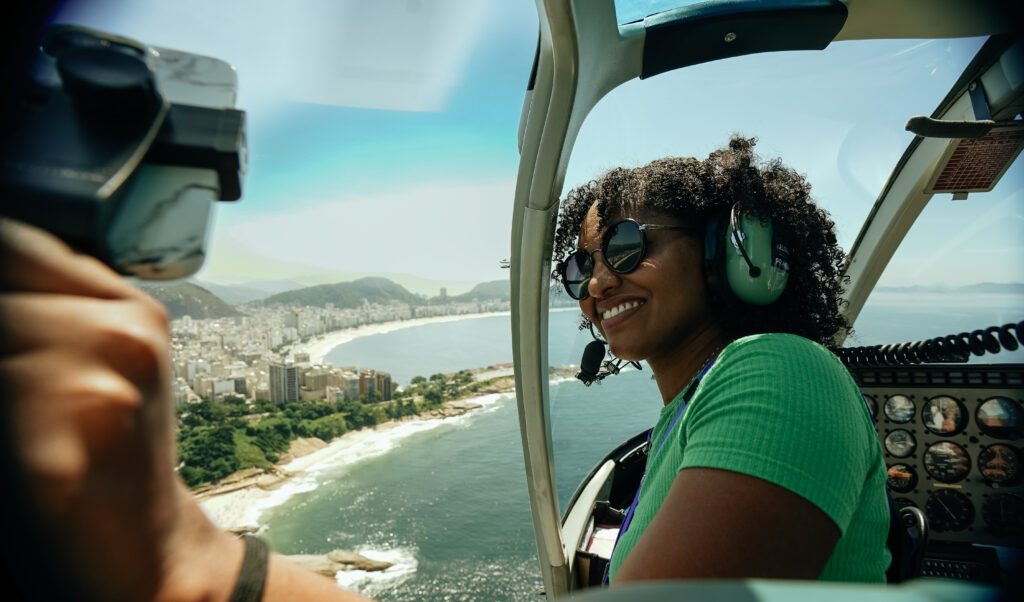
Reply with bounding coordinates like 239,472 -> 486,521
602,357 -> 717,585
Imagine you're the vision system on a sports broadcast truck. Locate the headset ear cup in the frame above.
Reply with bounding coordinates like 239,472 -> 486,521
704,213 -> 738,305
705,208 -> 789,306
725,212 -> 789,305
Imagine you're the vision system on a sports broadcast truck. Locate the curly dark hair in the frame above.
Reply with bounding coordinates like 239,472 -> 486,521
552,136 -> 849,348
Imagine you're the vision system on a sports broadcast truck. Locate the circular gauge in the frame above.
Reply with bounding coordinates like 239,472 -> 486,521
893,497 -> 917,510
885,430 -> 917,458
978,444 -> 1021,484
887,463 -> 918,493
925,489 -> 974,532
863,395 -> 878,421
981,494 -> 1024,536
922,396 -> 968,436
976,397 -> 1023,440
884,395 -> 915,423
924,441 -> 971,483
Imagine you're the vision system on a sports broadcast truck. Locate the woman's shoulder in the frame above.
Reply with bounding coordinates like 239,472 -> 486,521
713,333 -> 857,398
721,332 -> 839,364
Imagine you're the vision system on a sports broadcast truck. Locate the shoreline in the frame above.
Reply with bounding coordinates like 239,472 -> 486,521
289,311 -> 510,364
196,395 -> 512,532
289,306 -> 579,365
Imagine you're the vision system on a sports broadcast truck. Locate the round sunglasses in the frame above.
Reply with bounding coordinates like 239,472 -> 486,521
558,219 -> 696,300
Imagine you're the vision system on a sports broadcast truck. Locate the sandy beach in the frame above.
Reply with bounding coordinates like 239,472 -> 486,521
197,398 -> 503,532
289,311 -> 512,364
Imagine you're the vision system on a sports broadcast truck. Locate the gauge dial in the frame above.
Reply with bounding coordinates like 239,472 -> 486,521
884,394 -> 915,423
924,441 -> 971,483
863,395 -> 878,421
978,444 -> 1021,484
887,463 -> 918,493
926,490 -> 974,532
977,397 -> 1023,440
885,430 -> 916,458
922,396 -> 967,436
892,497 -> 917,511
981,494 -> 1024,536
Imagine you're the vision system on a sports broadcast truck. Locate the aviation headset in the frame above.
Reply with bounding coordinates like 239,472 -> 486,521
703,204 -> 790,306
577,204 -> 790,385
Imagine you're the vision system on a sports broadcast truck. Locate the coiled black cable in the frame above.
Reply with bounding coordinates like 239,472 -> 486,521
838,321 -> 1024,367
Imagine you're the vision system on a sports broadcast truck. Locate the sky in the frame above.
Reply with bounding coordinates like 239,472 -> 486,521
50,0 -> 1023,294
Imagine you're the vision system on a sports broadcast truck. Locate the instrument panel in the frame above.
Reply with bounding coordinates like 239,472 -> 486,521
849,364 -> 1024,548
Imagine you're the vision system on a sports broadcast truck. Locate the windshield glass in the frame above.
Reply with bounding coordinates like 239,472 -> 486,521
851,157 -> 1024,364
550,35 -> 1006,499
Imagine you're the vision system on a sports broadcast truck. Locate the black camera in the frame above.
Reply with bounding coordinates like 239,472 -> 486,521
1,25 -> 247,280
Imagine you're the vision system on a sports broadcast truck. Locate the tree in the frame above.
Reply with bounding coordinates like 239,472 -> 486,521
424,388 -> 443,406
411,376 -> 426,384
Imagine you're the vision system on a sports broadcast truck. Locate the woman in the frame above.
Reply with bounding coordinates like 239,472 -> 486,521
552,137 -> 890,583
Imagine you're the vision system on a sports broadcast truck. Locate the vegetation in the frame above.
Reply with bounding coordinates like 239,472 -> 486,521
137,281 -> 242,320
259,277 -> 426,309
175,369 -> 500,489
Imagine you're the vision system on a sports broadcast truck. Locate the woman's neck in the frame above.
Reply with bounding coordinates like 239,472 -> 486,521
648,327 -> 733,405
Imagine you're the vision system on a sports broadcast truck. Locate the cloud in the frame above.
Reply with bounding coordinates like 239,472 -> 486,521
278,1 -> 490,112
54,0 -> 490,113
203,178 -> 515,282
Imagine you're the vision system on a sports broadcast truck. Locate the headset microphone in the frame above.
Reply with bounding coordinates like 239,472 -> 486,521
577,340 -> 606,386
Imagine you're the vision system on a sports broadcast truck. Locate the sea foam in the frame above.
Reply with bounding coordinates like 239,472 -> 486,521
252,392 -> 517,527
333,545 -> 419,597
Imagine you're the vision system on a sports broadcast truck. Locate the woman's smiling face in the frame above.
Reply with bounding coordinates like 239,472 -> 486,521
577,202 -> 717,365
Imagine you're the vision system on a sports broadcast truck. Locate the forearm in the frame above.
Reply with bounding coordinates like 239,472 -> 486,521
157,483 -> 371,602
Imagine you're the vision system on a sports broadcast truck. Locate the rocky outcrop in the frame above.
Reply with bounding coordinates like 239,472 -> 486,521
275,437 -> 328,465
285,550 -> 394,575
420,400 -> 483,420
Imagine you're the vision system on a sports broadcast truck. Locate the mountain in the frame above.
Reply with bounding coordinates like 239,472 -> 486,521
259,277 -> 424,308
959,282 -> 1024,294
875,282 -> 1024,294
139,282 -> 242,320
451,279 -> 509,302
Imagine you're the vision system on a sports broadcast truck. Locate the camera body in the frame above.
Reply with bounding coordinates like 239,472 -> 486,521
1,26 -> 246,280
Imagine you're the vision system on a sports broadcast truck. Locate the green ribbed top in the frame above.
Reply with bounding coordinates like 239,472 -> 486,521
608,333 -> 890,582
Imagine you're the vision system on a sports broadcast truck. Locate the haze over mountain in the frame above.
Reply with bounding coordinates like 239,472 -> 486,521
199,272 -> 482,297
875,282 -> 1024,294
195,279 -> 306,304
138,282 -> 242,320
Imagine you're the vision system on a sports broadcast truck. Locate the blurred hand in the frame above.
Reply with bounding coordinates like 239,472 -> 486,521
0,218 -> 239,601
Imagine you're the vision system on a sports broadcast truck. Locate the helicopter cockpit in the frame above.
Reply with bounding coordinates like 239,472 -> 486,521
511,0 -> 1022,598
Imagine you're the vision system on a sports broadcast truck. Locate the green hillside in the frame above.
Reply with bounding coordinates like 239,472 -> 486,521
260,277 -> 425,308
139,282 -> 242,320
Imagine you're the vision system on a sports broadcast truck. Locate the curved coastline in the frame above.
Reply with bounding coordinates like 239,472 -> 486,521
197,307 -> 581,531
288,306 -> 579,365
196,394 -> 511,532
289,311 -> 511,364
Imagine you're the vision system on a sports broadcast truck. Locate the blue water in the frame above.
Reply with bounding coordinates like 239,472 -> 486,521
261,298 -> 1023,600
324,310 -> 591,385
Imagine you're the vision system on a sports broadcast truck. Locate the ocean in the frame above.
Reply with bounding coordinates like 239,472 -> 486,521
257,297 -> 1023,600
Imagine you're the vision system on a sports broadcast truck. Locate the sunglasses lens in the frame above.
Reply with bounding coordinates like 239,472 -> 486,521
562,250 -> 592,300
604,221 -> 644,273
